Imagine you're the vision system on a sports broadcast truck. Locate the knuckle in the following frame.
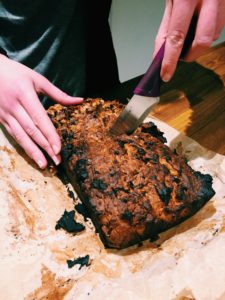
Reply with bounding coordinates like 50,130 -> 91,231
13,131 -> 24,144
32,111 -> 45,126
15,82 -> 30,97
25,126 -> 37,138
167,30 -> 185,47
162,59 -> 175,69
1,92 -> 18,109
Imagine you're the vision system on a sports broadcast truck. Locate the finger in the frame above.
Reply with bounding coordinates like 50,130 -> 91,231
13,104 -> 61,165
185,0 -> 218,61
153,0 -> 173,58
33,73 -> 83,105
5,117 -> 48,169
161,0 -> 197,82
19,86 -> 62,155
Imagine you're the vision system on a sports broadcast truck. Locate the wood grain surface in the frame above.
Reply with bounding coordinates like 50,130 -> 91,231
103,42 -> 225,155
153,42 -> 225,155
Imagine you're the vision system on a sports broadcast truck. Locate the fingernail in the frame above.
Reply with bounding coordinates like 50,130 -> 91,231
37,160 -> 45,169
162,73 -> 171,82
73,97 -> 84,101
52,155 -> 61,166
65,94 -> 83,99
53,144 -> 60,155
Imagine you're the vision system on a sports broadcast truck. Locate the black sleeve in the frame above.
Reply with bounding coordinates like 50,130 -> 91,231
0,47 -> 7,56
85,0 -> 120,97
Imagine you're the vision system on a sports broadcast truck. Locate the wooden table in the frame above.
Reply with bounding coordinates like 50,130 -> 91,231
103,42 -> 225,155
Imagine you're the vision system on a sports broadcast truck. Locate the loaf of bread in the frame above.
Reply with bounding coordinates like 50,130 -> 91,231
47,99 -> 215,249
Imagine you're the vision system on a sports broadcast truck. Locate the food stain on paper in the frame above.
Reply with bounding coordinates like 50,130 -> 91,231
91,258 -> 122,278
172,288 -> 196,300
0,146 -> 16,170
220,215 -> 225,233
25,265 -> 74,300
8,184 -> 37,238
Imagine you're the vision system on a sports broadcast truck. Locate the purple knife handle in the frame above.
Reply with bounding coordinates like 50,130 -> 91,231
134,42 -> 165,97
134,14 -> 198,97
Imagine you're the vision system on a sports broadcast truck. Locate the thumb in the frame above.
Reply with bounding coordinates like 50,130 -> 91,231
33,73 -> 83,105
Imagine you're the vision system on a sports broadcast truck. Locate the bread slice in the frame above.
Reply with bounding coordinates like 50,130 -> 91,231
47,99 -> 215,249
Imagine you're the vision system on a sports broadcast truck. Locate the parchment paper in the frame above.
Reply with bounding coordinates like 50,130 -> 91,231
0,117 -> 224,300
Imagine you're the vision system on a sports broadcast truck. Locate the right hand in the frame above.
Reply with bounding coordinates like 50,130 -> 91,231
0,54 -> 83,169
153,0 -> 225,82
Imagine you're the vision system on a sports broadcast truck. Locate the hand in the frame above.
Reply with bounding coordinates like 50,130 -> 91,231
153,0 -> 225,82
0,55 -> 83,168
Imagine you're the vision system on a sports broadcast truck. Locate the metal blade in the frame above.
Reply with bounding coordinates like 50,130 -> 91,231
109,95 -> 159,136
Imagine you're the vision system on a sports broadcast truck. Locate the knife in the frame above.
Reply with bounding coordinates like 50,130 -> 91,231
109,14 -> 197,136
109,42 -> 164,135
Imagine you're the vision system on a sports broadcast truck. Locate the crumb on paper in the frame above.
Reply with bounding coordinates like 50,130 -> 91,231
67,255 -> 91,269
55,210 -> 85,234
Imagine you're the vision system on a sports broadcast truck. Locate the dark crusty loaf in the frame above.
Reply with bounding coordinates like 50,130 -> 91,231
47,98 -> 215,249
